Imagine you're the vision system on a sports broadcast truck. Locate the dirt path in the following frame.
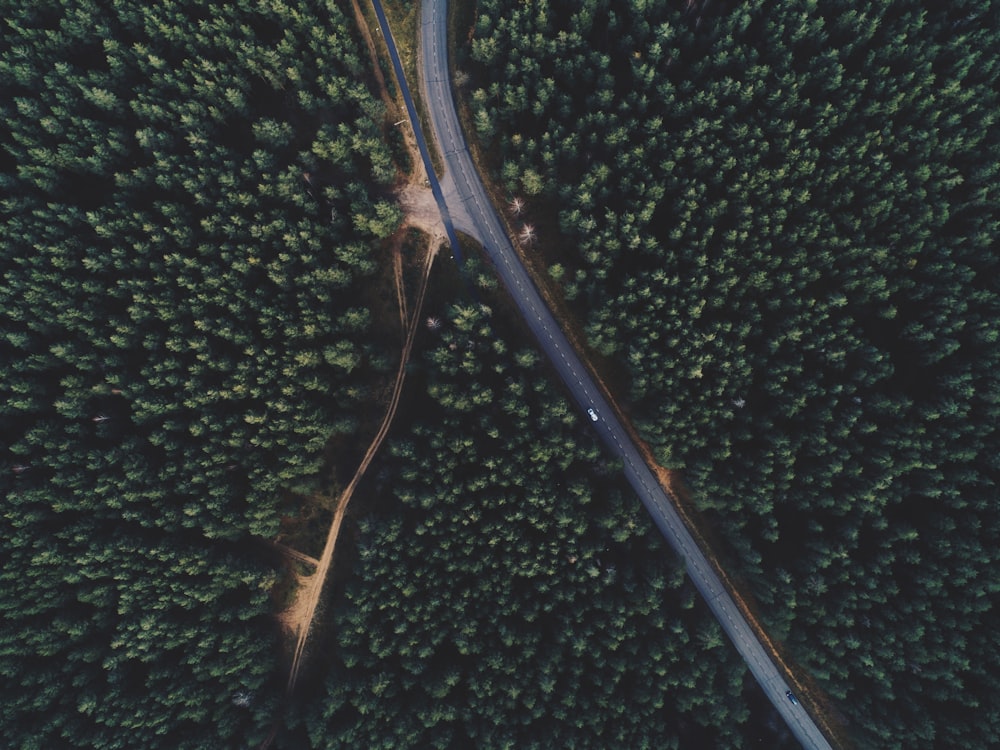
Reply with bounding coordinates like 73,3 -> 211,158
255,8 -> 449,748
392,239 -> 409,331
397,181 -> 447,239
283,240 -> 438,692
272,542 -> 319,569
272,0 -> 442,690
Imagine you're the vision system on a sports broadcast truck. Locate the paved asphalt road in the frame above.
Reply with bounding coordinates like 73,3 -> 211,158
372,0 -> 837,747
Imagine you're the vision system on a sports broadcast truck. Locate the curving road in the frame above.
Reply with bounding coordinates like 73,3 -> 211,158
371,1 -> 836,748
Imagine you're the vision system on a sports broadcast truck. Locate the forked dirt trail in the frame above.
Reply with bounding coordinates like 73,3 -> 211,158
256,6 -> 448,749
283,240 -> 437,692
276,0 -> 442,690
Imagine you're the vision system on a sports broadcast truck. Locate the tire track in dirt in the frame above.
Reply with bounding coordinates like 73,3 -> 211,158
272,542 -> 319,569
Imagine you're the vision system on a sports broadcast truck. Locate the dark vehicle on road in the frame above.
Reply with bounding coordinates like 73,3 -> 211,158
786,691 -> 799,705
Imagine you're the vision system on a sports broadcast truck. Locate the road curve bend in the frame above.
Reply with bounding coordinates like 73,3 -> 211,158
371,0 -> 837,747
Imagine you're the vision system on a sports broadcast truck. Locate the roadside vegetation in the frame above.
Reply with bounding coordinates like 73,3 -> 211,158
464,1 -> 1000,748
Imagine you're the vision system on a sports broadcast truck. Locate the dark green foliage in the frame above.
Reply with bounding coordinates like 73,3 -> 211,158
0,524 -> 279,750
294,303 -> 762,749
468,1 -> 1000,748
1,0 -> 396,746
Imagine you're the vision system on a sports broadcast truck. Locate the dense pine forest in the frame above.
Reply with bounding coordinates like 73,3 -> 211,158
283,298 -> 786,749
464,0 -> 1000,747
6,0 -> 998,748
0,0 -> 398,746
0,1 -> 797,748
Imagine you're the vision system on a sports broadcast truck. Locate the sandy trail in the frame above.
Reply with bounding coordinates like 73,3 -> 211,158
276,0 -> 443,697
392,239 -> 409,331
257,6 -> 445,748
272,542 -> 319,569
283,240 -> 437,691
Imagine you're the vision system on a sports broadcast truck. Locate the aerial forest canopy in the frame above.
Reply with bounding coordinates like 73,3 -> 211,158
288,301 -> 776,750
0,0 -> 398,746
467,0 -> 1000,747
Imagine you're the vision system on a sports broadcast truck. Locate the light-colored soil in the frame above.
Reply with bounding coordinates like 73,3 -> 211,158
275,567 -> 314,635
272,542 -> 319,569
349,0 -> 440,237
392,236 -> 409,331
397,182 -> 446,240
